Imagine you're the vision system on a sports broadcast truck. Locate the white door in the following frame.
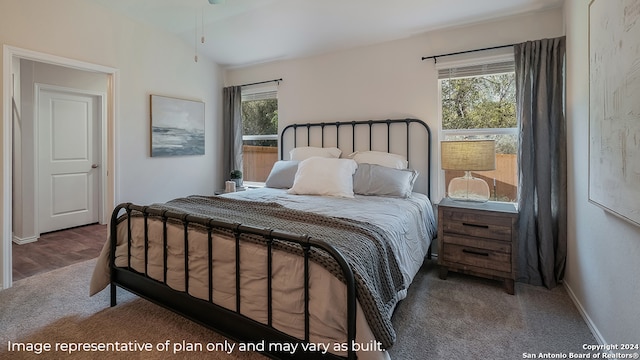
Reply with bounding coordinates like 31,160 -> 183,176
38,87 -> 99,233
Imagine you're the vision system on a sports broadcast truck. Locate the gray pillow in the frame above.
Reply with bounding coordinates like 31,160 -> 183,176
265,161 -> 299,189
353,163 -> 418,198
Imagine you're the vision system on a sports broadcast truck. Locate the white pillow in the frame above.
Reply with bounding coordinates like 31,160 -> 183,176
349,151 -> 408,169
287,157 -> 358,198
289,146 -> 341,161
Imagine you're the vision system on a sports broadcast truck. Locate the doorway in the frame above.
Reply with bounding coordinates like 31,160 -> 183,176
1,45 -> 118,290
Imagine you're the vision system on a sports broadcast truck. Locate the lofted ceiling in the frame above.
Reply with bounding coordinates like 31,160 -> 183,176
90,0 -> 564,68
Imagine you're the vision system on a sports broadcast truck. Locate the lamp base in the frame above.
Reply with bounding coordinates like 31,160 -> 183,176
447,171 -> 490,202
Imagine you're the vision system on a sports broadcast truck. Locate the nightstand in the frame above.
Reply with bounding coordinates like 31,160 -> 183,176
437,198 -> 518,294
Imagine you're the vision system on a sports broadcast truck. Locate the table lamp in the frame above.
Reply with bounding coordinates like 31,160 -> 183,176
441,140 -> 496,202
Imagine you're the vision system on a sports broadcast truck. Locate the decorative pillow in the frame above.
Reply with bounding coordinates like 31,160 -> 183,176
289,146 -> 342,161
353,163 -> 418,198
265,161 -> 299,189
287,157 -> 358,198
349,150 -> 408,169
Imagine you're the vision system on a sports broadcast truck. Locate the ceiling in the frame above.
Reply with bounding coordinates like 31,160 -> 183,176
90,0 -> 564,68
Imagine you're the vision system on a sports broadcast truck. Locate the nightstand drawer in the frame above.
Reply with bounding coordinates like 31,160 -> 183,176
442,235 -> 511,254
442,210 -> 512,241
442,243 -> 511,273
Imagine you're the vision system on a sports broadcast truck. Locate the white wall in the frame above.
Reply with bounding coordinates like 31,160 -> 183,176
0,0 -> 224,288
225,7 -> 564,199
564,0 -> 640,346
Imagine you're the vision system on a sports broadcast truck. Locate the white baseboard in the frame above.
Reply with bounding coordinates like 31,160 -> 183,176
12,235 -> 38,245
563,281 -> 607,346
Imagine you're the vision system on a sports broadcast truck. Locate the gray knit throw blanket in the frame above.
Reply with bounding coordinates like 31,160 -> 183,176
141,195 -> 405,349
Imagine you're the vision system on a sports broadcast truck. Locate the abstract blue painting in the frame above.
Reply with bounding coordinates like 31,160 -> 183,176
150,95 -> 205,157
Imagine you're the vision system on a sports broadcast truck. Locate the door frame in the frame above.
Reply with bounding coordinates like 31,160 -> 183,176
34,83 -> 106,236
2,45 -> 118,290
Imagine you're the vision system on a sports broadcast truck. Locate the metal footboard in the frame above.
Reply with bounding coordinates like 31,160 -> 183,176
109,203 -> 357,360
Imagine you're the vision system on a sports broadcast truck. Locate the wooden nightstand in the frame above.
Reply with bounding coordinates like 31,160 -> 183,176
437,198 -> 518,294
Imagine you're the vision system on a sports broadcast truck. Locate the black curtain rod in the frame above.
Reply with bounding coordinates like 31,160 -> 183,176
239,78 -> 283,87
421,43 -> 515,63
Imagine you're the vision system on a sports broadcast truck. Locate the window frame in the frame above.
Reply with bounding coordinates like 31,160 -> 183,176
241,84 -> 278,140
240,85 -> 279,186
436,51 -> 518,202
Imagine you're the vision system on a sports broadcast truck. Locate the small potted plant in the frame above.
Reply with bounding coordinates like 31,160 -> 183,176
230,169 -> 243,188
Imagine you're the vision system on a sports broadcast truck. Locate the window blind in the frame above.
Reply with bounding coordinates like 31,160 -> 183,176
438,61 -> 515,79
241,90 -> 277,101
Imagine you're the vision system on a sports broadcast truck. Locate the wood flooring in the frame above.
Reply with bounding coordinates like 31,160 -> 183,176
12,223 -> 107,281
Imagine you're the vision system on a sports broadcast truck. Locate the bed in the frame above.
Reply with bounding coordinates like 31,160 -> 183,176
90,118 -> 436,360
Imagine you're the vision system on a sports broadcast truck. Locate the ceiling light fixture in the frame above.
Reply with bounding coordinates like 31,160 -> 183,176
196,0 -> 222,62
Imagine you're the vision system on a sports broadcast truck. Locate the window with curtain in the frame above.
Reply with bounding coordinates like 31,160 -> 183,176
439,55 -> 518,202
241,87 -> 278,184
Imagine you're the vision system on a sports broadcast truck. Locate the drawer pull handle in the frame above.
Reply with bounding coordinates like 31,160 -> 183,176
462,222 -> 489,229
462,249 -> 490,257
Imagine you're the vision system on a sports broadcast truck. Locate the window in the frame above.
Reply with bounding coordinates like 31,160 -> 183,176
241,87 -> 278,184
439,57 -> 518,202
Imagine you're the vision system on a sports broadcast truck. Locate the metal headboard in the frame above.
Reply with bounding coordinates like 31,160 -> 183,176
280,118 -> 432,198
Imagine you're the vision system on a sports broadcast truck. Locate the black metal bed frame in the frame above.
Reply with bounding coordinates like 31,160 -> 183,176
109,118 -> 433,360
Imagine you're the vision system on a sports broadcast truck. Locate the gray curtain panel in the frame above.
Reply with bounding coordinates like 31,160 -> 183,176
514,37 -> 567,288
222,86 -> 243,183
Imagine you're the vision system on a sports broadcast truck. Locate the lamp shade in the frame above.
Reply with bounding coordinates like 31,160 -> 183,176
441,140 -> 496,171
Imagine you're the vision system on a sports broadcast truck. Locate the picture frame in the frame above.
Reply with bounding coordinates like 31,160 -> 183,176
588,0 -> 640,226
150,94 -> 205,157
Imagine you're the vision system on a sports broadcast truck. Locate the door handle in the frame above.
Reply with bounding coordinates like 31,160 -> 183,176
91,164 -> 99,169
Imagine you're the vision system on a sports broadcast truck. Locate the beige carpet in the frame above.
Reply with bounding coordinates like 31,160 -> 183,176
390,262 -> 597,359
0,258 -> 597,359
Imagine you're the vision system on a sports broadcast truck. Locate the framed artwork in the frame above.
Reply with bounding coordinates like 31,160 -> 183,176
150,95 -> 205,157
589,0 -> 640,226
